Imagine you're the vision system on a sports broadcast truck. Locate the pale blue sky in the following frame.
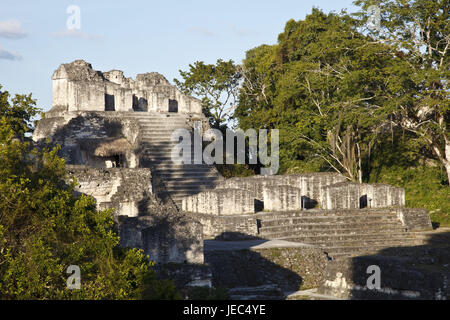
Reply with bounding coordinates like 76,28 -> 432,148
0,0 -> 357,112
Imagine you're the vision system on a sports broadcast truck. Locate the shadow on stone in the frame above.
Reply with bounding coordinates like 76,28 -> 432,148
301,196 -> 317,209
204,232 -> 330,298
319,230 -> 450,300
254,199 -> 264,212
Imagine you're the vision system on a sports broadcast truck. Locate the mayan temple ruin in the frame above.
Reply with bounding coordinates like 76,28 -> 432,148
32,60 -> 449,300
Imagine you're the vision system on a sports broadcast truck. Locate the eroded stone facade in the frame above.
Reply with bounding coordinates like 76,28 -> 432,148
52,60 -> 202,114
33,60 -> 208,266
33,60 -> 439,298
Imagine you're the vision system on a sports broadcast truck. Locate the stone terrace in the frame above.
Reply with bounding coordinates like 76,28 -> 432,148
181,174 -> 432,259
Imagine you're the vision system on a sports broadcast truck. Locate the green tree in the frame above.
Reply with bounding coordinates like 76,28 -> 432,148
0,86 -> 178,299
354,0 -> 449,184
175,59 -> 241,130
236,9 -> 406,182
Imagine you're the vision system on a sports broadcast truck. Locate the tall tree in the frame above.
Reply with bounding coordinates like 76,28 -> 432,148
354,0 -> 450,183
0,86 -> 178,299
175,59 -> 241,129
237,9 -> 405,182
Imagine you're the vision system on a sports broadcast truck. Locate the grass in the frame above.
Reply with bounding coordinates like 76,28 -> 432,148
370,165 -> 450,227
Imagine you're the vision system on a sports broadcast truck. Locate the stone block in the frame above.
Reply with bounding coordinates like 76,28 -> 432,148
394,208 -> 432,231
189,213 -> 259,239
263,185 -> 302,211
320,182 -> 362,210
320,182 -> 406,210
182,189 -> 255,215
119,215 -> 204,264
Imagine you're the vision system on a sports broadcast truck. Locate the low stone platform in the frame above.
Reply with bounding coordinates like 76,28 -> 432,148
318,239 -> 450,299
205,246 -> 329,297
256,208 -> 432,259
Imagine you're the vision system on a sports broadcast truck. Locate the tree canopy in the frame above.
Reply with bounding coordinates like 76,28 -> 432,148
236,8 -> 416,182
0,86 -> 179,299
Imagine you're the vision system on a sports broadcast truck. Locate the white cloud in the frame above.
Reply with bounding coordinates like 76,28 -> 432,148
231,25 -> 259,37
0,19 -> 27,39
51,29 -> 103,40
188,26 -> 218,37
0,44 -> 22,61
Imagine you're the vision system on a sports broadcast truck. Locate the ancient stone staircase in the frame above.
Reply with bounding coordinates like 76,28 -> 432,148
256,209 -> 422,259
123,112 -> 222,208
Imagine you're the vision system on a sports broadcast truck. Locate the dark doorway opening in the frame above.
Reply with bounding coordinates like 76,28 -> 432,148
113,154 -> 124,168
360,195 -> 368,209
169,99 -> 178,113
132,95 -> 148,112
301,196 -> 318,209
105,94 -> 115,111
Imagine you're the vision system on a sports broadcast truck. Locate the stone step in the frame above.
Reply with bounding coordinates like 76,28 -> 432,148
123,117 -> 188,121
138,127 -> 189,131
136,116 -> 189,120
259,226 -> 407,238
278,232 -> 416,244
151,163 -> 215,170
142,150 -> 195,156
324,241 -> 420,258
163,185 -> 213,192
259,226 -> 407,239
135,120 -> 189,125
135,116 -> 189,120
259,223 -> 405,236
152,170 -> 217,177
260,219 -> 403,230
259,215 -> 400,228
142,156 -> 198,162
161,176 -> 222,183
140,138 -> 191,143
163,178 -> 220,184
122,112 -> 187,116
140,136 -> 187,141
139,133 -> 190,138
138,122 -> 190,126
164,184 -> 217,191
139,122 -> 189,127
315,239 -> 419,250
168,190 -> 211,197
143,157 -> 203,163
158,172 -> 220,179
140,142 -> 182,147
137,117 -> 189,121
322,238 -> 418,249
255,209 -> 397,220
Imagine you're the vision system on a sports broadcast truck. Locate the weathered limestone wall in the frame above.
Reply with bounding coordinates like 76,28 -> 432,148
205,248 -> 329,292
318,248 -> 450,299
216,176 -> 280,201
154,263 -> 213,289
263,185 -> 302,212
67,166 -> 205,265
119,215 -> 204,264
188,213 -> 259,240
320,182 -> 405,210
394,208 -> 433,231
361,184 -> 405,208
284,173 -> 348,205
182,189 -> 255,215
216,173 -> 347,209
52,60 -> 202,114
53,79 -> 106,112
68,166 -> 152,218
33,112 -> 141,169
320,182 -> 362,210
